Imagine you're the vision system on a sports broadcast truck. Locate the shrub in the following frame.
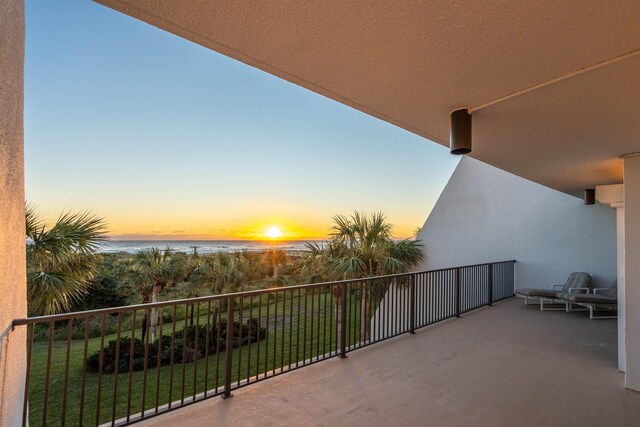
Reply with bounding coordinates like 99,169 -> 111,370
86,318 -> 265,374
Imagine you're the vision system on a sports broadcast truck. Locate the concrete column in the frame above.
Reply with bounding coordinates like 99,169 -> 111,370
624,155 -> 640,390
597,184 -> 626,372
0,0 -> 27,425
616,204 -> 625,372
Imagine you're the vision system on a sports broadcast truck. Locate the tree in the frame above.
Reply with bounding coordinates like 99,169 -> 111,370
210,252 -> 245,294
183,250 -> 223,326
70,255 -> 128,311
184,251 -> 247,328
265,249 -> 287,280
26,205 -> 107,315
128,248 -> 186,341
181,248 -> 206,326
301,212 -> 424,342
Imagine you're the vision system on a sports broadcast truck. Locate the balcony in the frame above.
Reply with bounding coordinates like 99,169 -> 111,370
17,260 -> 640,426
136,296 -> 637,427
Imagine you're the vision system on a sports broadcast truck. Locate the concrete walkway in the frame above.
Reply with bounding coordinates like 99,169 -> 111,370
138,299 -> 639,427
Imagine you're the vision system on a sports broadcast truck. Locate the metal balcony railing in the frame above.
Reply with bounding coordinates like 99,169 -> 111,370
13,260 -> 515,426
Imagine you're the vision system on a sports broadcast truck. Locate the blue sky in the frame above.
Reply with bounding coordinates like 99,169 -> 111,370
24,0 -> 459,239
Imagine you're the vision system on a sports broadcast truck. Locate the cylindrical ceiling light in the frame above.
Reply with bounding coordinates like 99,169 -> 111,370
584,188 -> 595,205
450,109 -> 472,155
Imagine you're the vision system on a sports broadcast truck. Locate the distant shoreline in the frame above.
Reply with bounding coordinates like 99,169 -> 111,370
100,239 -> 322,254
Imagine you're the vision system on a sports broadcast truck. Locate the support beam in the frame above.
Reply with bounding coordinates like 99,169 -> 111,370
0,0 -> 27,425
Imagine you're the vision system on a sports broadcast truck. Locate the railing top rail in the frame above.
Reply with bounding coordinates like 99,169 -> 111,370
12,260 -> 515,326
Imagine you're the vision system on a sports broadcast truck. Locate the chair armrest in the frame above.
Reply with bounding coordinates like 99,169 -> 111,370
593,288 -> 611,295
568,288 -> 588,294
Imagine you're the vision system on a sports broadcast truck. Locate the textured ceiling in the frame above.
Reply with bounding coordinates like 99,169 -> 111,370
97,0 -> 640,196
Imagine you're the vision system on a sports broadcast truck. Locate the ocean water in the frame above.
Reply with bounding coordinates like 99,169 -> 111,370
101,240 -> 318,254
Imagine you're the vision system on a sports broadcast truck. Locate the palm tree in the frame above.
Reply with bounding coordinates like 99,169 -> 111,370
128,248 -> 186,341
301,212 -> 423,342
266,249 -> 287,280
211,252 -> 245,294
182,248 -> 208,326
184,251 -> 233,326
237,250 -> 268,282
185,251 -> 245,330
26,205 -> 107,315
299,239 -> 351,345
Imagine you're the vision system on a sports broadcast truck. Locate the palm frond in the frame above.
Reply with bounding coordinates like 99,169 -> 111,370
302,212 -> 425,283
26,205 -> 107,315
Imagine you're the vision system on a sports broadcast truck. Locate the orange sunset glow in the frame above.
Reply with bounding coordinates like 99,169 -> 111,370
34,204 -> 431,241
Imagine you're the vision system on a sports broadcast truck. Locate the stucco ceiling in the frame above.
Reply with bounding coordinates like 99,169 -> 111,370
97,0 -> 640,196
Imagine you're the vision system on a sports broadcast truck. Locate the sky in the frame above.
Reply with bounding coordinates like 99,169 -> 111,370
24,0 -> 459,240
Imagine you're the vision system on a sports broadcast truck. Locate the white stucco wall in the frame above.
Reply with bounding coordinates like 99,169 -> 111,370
416,157 -> 617,291
0,0 -> 27,425
623,155 -> 640,391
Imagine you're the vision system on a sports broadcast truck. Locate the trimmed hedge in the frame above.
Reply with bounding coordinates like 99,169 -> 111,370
86,318 -> 265,374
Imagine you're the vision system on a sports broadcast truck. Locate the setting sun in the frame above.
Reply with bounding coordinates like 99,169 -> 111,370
265,226 -> 283,239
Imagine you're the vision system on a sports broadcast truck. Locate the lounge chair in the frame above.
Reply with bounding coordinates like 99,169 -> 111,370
515,272 -> 591,310
560,284 -> 617,319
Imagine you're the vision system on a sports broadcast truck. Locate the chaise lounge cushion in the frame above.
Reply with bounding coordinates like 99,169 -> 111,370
560,284 -> 617,305
516,289 -> 560,299
515,272 -> 591,299
561,293 -> 616,305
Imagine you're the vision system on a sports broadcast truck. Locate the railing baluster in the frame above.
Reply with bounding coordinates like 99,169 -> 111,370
21,324 -> 33,427
316,287 -> 321,358
329,285 -> 335,354
215,299 -> 222,392
247,295 -> 252,384
289,289 -> 294,367
309,288 -> 314,362
111,313 -> 123,425
281,290 -> 286,370
455,268 -> 461,318
180,304 -> 188,405
264,293 -> 270,377
376,281 -> 381,340
223,296 -> 235,399
389,280 -> 394,336
409,274 -> 416,334
193,302 -> 200,400
168,305 -> 177,408
296,288 -> 301,364
155,307 -> 164,414
141,309 -> 150,418
96,314 -> 106,426
302,289 -> 308,365
322,285 -> 328,358
237,296 -> 243,386
80,316 -> 89,425
488,263 -> 494,305
62,318 -> 72,426
339,284 -> 347,359
42,321 -> 53,427
273,292 -> 278,374
126,311 -> 136,422
204,301 -> 211,396
347,285 -> 351,348
256,294 -> 262,380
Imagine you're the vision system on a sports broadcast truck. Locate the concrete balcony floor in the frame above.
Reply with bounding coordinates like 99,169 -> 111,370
138,299 -> 639,427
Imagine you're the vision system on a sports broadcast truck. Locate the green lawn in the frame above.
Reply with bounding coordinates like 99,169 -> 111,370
28,290 -> 366,426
